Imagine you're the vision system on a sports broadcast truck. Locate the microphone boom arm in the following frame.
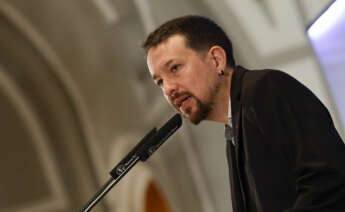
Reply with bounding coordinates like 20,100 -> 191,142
80,114 -> 182,212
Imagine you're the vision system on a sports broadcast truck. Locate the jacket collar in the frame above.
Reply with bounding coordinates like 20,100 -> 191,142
227,66 -> 248,210
229,66 -> 247,147
230,66 -> 247,102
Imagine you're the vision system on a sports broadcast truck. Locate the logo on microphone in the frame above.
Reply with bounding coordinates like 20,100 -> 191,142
115,154 -> 137,175
116,165 -> 126,175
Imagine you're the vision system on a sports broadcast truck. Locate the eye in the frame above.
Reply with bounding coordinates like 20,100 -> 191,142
171,64 -> 180,72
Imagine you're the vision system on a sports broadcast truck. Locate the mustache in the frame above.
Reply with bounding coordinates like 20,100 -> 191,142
172,91 -> 193,101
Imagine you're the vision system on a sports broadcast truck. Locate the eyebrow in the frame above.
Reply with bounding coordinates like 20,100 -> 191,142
152,59 -> 175,81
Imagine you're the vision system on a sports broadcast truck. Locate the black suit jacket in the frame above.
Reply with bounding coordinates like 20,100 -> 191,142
227,66 -> 345,212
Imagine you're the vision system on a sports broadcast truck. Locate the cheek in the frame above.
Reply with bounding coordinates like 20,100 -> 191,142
191,74 -> 215,97
180,63 -> 216,98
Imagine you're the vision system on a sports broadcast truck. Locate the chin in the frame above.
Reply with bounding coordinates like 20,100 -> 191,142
190,118 -> 203,125
180,102 -> 210,125
186,109 -> 206,125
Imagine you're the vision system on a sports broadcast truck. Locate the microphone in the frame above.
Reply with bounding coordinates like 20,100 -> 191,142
138,113 -> 182,161
81,113 -> 182,212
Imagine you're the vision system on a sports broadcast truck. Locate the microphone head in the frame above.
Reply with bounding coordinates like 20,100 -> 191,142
159,113 -> 182,133
139,113 -> 182,161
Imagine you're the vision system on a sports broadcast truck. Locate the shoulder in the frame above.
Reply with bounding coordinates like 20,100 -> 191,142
243,68 -> 294,87
241,68 -> 293,100
241,68 -> 323,110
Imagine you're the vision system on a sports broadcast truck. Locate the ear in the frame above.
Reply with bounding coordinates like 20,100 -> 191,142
207,46 -> 227,71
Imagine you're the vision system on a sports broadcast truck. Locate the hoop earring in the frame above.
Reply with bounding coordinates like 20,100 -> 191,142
219,70 -> 224,76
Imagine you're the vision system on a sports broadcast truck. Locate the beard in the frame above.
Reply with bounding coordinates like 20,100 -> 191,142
182,79 -> 222,125
186,96 -> 210,124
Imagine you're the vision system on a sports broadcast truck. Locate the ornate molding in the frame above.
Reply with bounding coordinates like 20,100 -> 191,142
0,0 -> 107,183
0,65 -> 68,212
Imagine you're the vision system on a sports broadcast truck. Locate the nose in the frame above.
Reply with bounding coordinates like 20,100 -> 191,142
163,79 -> 178,100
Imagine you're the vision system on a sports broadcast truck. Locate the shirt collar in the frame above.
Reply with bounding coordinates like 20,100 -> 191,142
227,99 -> 232,125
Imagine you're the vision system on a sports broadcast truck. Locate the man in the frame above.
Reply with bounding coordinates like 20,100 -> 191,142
142,15 -> 345,212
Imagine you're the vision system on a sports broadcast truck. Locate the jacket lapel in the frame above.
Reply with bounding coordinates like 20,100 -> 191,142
229,66 -> 248,211
232,101 -> 242,144
230,66 -> 247,148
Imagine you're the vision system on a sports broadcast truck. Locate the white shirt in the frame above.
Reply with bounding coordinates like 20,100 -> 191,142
226,99 -> 235,145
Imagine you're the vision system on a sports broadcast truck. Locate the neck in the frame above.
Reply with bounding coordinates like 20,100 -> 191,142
206,67 -> 233,124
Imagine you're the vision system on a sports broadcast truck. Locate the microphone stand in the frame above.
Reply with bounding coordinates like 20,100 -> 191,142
80,114 -> 182,212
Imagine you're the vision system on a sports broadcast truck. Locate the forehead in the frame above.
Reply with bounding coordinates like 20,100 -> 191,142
146,35 -> 191,73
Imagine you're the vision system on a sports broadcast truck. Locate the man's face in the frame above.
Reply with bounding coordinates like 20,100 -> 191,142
147,34 -> 221,124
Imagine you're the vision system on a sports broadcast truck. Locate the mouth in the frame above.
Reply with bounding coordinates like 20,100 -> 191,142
175,95 -> 192,111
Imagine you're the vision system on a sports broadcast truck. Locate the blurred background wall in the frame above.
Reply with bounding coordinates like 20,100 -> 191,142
0,0 -> 343,211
